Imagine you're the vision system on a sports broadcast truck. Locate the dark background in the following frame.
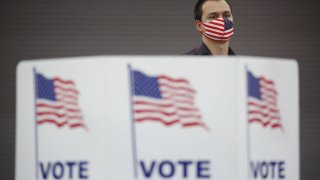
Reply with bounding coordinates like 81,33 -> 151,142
1,0 -> 319,179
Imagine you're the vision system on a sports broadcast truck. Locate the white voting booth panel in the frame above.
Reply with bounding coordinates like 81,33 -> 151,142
16,56 -> 299,180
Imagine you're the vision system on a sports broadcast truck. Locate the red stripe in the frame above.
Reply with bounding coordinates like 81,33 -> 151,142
69,123 -> 87,130
182,122 -> 203,127
206,30 -> 234,38
57,99 -> 78,106
37,119 -> 87,130
249,118 -> 270,127
37,103 -> 81,113
134,100 -> 173,108
135,109 -> 201,119
37,119 -> 68,127
248,102 -> 279,113
56,97 -> 78,103
65,108 -> 81,113
202,23 -> 224,31
259,76 -> 274,85
173,99 -> 194,105
162,90 -> 194,100
158,75 -> 189,84
37,112 -> 79,118
262,99 -> 277,106
55,85 -> 79,94
183,122 -> 209,131
249,116 -> 281,124
135,109 -> 177,116
271,123 -> 282,129
261,94 -> 277,102
205,28 -> 234,36
248,101 -> 267,109
248,110 -> 280,119
136,117 -> 180,126
162,96 -> 194,105
249,118 -> 282,129
37,103 -> 63,109
249,98 -> 277,106
159,83 -> 196,94
56,94 -> 78,100
177,106 -> 199,112
260,85 -> 278,95
261,89 -> 277,97
53,77 -> 75,85
204,32 -> 234,40
207,21 -> 225,28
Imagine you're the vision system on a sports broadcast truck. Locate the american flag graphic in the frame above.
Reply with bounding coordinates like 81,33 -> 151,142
35,73 -> 87,130
202,17 -> 234,41
247,70 -> 282,129
131,70 -> 207,129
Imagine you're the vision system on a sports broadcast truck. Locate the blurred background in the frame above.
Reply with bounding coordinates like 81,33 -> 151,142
1,0 -> 319,179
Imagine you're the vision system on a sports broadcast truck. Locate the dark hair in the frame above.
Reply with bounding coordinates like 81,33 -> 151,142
194,0 -> 232,21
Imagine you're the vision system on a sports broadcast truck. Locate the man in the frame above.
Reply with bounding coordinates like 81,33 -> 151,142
185,0 -> 236,55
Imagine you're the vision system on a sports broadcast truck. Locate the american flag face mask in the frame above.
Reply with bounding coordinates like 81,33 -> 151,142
201,17 -> 234,41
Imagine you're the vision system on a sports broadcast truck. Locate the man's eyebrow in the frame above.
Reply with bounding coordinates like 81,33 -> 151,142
207,12 -> 219,16
207,10 -> 231,15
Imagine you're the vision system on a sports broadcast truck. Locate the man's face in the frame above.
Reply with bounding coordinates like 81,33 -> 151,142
201,0 -> 233,22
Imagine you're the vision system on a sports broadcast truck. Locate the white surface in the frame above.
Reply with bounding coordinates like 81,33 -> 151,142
16,56 -> 299,180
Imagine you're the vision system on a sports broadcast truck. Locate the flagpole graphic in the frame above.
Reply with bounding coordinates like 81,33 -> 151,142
33,68 -> 39,180
128,64 -> 139,179
245,67 -> 252,179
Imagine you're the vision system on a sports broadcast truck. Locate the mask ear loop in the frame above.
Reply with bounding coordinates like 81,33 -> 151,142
195,20 -> 206,33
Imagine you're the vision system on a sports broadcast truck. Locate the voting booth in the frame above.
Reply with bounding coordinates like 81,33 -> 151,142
16,56 -> 299,180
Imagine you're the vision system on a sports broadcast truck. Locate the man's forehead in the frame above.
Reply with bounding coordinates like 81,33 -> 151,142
202,0 -> 231,14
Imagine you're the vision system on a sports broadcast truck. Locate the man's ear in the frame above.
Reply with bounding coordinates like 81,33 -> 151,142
194,20 -> 203,33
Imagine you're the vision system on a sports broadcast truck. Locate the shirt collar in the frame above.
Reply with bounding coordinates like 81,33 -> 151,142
197,42 -> 236,55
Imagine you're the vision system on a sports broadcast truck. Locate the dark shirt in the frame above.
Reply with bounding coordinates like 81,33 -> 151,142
183,42 -> 236,55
